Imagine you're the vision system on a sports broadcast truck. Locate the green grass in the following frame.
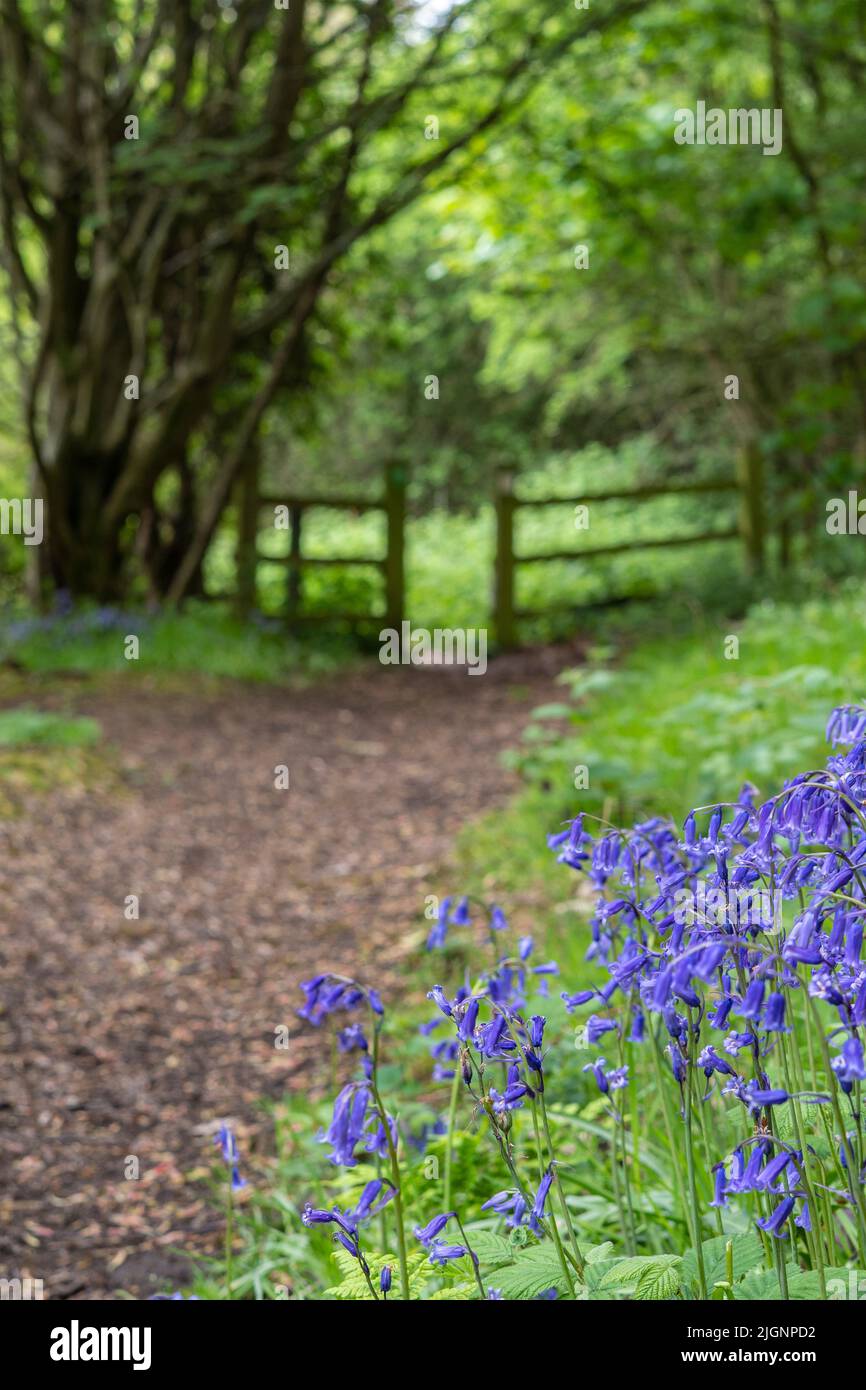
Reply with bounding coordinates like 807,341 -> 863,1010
0,707 -> 100,746
0,601 -> 358,683
504,579 -> 866,827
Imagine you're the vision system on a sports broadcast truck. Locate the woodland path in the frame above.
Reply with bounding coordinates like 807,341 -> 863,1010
0,649 -> 570,1299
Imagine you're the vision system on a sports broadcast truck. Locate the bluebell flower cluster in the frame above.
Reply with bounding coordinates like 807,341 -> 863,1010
554,705 -> 866,1243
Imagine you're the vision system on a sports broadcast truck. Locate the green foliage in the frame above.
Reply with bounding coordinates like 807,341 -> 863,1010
508,582 -> 866,822
0,602 -> 355,683
0,708 -> 100,746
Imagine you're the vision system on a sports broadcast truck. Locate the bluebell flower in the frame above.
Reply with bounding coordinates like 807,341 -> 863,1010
318,1083 -> 370,1167
456,997 -> 480,1042
561,989 -> 595,1012
736,978 -> 765,1023
697,1045 -> 736,1078
482,1189 -> 528,1229
426,897 -> 451,950
667,1045 -> 688,1084
763,993 -> 790,1034
214,1125 -> 246,1191
490,906 -> 508,932
450,896 -> 471,927
428,1241 -> 469,1266
414,1212 -> 454,1246
337,1023 -> 368,1053
586,1014 -> 618,1045
380,1266 -> 392,1294
531,1167 -> 554,1234
757,1195 -> 796,1239
427,984 -> 453,1017
832,1037 -> 866,1093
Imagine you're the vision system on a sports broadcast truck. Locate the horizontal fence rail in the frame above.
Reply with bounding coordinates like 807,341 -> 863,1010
494,449 -> 763,647
233,443 -> 764,650
235,459 -> 406,629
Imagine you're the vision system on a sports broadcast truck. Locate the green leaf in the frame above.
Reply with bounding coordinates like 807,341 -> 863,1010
633,1256 -> 683,1301
322,1249 -> 429,1301
585,1241 -> 615,1264
734,1265 -> 822,1300
467,1230 -> 519,1268
598,1254 -> 679,1292
490,1243 -> 573,1300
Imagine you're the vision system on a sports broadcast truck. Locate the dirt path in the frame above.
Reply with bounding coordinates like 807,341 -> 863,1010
0,652 -> 568,1299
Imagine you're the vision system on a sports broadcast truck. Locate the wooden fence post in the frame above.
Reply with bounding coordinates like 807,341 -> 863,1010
235,435 -> 261,616
736,446 -> 765,575
384,461 -> 406,630
494,468 -> 517,649
287,505 -> 303,626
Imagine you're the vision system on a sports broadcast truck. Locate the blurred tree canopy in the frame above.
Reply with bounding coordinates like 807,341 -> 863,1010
0,0 -> 645,600
2,0 -> 865,604
282,0 -> 866,533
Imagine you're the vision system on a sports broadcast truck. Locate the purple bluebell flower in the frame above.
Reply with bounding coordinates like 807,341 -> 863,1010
450,896 -> 471,927
426,897 -> 451,950
531,1166 -> 554,1234
832,1037 -> 866,1093
586,1014 -> 618,1045
428,1241 -> 469,1266
710,1163 -> 728,1208
414,1212 -> 454,1246
482,1189 -> 528,1229
736,978 -> 765,1023
214,1125 -> 246,1191
427,984 -> 453,1017
561,989 -> 595,1011
318,1083 -> 371,1167
763,993 -> 790,1034
757,1195 -> 796,1239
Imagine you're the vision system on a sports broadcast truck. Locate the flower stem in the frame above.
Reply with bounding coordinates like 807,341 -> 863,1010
442,1066 -> 461,1214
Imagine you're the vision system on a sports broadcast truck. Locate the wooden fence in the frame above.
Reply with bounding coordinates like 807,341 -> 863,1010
235,458 -> 406,630
234,447 -> 764,647
493,448 -> 764,648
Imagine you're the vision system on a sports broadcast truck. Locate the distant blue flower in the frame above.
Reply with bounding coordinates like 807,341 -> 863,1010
586,1014 -> 618,1045
214,1125 -> 246,1191
450,896 -> 471,926
427,897 -> 452,950
832,1037 -> 866,1093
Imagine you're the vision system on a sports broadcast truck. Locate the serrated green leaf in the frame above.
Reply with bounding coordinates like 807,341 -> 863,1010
428,1282 -> 478,1300
599,1254 -> 675,1289
633,1256 -> 682,1300
735,1265 -> 822,1300
491,1243 -> 572,1300
467,1230 -> 519,1268
585,1241 -> 615,1264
